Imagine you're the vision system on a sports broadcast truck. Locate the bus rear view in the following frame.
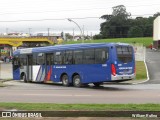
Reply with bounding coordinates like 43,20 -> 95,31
111,44 -> 135,82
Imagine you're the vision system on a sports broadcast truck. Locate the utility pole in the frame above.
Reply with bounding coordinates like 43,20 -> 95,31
91,32 -> 93,40
6,28 -> 8,34
28,28 -> 32,36
73,28 -> 74,40
83,25 -> 84,39
48,28 -> 50,37
0,60 -> 2,80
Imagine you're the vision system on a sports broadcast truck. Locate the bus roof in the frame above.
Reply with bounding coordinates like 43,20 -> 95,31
13,43 -> 131,56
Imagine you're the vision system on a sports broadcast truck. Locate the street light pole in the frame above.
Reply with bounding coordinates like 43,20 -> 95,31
67,18 -> 84,43
6,28 -> 8,34
0,61 -> 2,80
48,28 -> 50,37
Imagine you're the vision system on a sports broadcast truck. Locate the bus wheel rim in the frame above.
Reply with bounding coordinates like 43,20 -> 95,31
75,78 -> 80,85
63,76 -> 68,85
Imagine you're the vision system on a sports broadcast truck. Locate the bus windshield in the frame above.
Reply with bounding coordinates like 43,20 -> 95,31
116,46 -> 133,63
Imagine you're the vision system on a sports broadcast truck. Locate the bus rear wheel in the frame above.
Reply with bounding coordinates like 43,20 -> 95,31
62,74 -> 70,86
93,82 -> 103,87
73,75 -> 82,87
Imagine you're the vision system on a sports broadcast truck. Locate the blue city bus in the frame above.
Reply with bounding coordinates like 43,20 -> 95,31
12,43 -> 135,87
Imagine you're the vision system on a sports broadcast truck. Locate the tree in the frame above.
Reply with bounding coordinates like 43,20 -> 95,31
130,17 -> 153,37
93,34 -> 103,39
65,33 -> 73,40
153,12 -> 160,18
98,5 -> 158,39
128,26 -> 143,37
100,5 -> 131,38
112,5 -> 131,19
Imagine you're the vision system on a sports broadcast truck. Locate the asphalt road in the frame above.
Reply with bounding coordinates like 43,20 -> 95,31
145,49 -> 160,84
0,80 -> 160,103
0,49 -> 160,103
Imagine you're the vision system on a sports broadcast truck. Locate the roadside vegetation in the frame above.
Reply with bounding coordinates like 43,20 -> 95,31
0,82 -> 3,87
0,103 -> 159,111
0,79 -> 12,87
0,81 -> 5,87
65,37 -> 152,47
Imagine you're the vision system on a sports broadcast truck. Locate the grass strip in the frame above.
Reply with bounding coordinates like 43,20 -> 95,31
0,103 -> 160,111
65,37 -> 152,47
0,82 -> 5,87
136,61 -> 147,80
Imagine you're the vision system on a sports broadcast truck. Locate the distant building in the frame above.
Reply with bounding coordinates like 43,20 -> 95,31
153,16 -> 160,49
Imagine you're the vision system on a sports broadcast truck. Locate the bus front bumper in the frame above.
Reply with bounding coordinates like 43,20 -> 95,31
111,74 -> 135,81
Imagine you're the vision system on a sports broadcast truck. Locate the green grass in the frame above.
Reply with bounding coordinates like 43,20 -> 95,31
0,80 -> 12,87
0,103 -> 159,111
136,61 -> 147,80
65,37 -> 152,47
0,82 -> 5,87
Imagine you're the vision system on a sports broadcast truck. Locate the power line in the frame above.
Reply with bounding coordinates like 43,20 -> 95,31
0,17 -> 101,22
0,4 -> 159,16
0,14 -> 156,23
0,8 -> 108,15
0,18 -> 66,22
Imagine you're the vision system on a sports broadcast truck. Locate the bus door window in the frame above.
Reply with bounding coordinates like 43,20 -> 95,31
13,56 -> 20,70
32,54 -> 37,65
19,55 -> 27,69
46,53 -> 54,65
28,55 -> 33,65
37,53 -> 45,65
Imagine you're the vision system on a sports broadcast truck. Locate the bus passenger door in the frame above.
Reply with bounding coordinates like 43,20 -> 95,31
45,53 -> 53,82
12,56 -> 20,80
27,55 -> 33,81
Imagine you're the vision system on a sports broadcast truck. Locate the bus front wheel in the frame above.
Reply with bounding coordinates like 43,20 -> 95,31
62,74 -> 70,86
22,74 -> 27,83
73,75 -> 82,87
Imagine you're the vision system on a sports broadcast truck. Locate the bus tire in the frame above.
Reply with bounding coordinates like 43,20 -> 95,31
62,74 -> 70,86
22,74 -> 27,83
93,82 -> 103,87
73,75 -> 82,87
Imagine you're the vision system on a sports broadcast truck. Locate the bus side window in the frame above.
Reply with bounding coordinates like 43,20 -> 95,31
83,49 -> 95,64
19,55 -> 27,68
95,48 -> 108,64
73,50 -> 83,64
65,50 -> 73,64
37,53 -> 45,65
54,51 -> 64,65
13,57 -> 20,66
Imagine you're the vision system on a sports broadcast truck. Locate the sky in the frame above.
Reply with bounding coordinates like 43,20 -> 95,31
0,0 -> 160,35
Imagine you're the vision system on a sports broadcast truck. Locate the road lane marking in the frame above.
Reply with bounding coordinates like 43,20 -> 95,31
24,94 -> 92,97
